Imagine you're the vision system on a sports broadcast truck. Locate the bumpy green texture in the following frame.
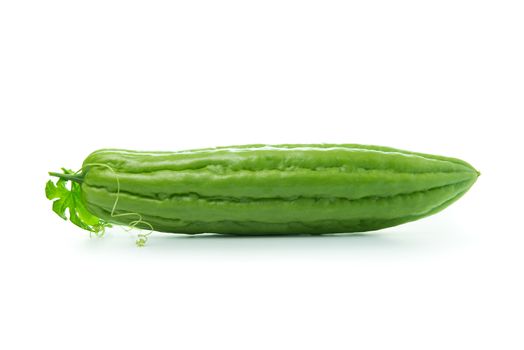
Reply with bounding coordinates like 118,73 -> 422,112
77,144 -> 479,235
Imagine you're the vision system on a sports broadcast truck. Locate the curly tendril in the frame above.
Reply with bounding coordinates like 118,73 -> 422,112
82,163 -> 154,246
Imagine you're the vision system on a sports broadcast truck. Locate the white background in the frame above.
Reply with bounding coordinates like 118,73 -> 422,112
1,1 -> 523,349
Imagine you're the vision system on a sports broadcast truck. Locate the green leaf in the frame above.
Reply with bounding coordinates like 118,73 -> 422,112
46,168 -> 111,235
52,198 -> 68,220
45,180 -> 58,200
75,199 -> 101,226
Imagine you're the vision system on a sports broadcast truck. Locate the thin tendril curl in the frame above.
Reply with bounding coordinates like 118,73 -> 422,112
80,163 -> 154,247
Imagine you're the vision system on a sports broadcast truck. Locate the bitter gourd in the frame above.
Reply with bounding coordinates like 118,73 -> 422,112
47,144 -> 479,236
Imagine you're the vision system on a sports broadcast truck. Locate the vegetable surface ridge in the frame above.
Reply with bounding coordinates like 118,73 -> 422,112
82,177 -> 475,224
82,177 -> 473,203
85,186 -> 471,234
86,144 -> 477,171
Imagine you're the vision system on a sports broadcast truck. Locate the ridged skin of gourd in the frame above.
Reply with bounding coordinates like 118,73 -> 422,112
80,144 -> 479,234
